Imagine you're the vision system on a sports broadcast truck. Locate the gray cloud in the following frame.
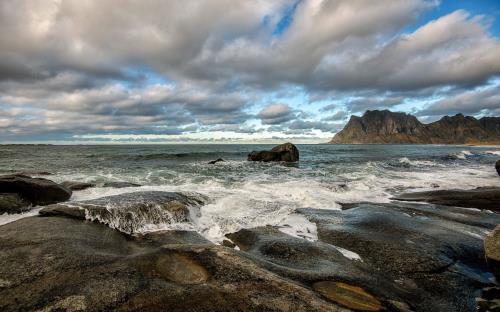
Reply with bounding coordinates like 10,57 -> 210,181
418,84 -> 500,116
258,103 -> 297,125
0,0 -> 499,140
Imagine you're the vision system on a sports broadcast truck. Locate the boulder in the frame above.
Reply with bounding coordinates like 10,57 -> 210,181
0,216 -> 345,312
485,225 -> 500,278
0,193 -> 31,214
60,181 -> 95,191
248,143 -> 299,162
40,191 -> 206,234
0,174 -> 71,207
496,160 -> 500,176
393,187 -> 500,212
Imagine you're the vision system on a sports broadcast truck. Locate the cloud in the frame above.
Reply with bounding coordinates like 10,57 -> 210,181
347,96 -> 405,113
0,0 -> 499,141
418,83 -> 500,116
257,103 -> 296,125
322,111 -> 347,121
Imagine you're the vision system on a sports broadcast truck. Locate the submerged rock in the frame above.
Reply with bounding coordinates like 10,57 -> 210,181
248,142 -> 299,162
0,174 -> 71,207
102,181 -> 141,188
40,191 -> 206,234
208,158 -> 224,164
0,193 -> 31,214
393,187 -> 500,212
485,225 -> 500,278
60,181 -> 95,191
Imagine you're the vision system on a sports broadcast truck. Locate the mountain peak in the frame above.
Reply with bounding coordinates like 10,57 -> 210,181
330,110 -> 500,144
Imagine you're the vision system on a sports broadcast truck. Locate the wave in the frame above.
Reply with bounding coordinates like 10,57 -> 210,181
445,150 -> 473,160
485,150 -> 500,156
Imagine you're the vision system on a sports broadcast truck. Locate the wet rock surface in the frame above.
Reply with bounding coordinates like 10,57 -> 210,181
393,187 -> 500,212
0,193 -> 31,214
248,142 -> 299,162
0,216 -> 345,312
228,202 -> 500,312
485,225 -> 500,278
496,160 -> 500,176
40,191 -> 206,234
0,174 -> 71,208
1,196 -> 499,311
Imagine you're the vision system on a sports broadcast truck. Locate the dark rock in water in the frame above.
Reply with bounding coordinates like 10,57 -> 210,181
496,160 -> 500,176
485,225 -> 500,278
0,174 -> 71,206
248,142 -> 299,162
40,191 -> 206,234
0,193 -> 31,214
102,181 -> 141,188
17,171 -> 53,176
0,216 -> 344,311
393,187 -> 500,212
208,158 -> 224,164
60,181 -> 95,191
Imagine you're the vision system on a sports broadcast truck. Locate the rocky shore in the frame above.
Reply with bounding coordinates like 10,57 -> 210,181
0,148 -> 499,311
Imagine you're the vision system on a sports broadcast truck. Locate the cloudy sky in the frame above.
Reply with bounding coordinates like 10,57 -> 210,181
1,0 -> 500,143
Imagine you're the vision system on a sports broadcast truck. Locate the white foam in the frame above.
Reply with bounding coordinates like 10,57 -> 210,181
0,207 -> 43,226
278,213 -> 318,241
448,150 -> 473,160
485,150 -> 500,156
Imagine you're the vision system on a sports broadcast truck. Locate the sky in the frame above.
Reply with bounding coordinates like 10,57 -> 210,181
1,0 -> 500,144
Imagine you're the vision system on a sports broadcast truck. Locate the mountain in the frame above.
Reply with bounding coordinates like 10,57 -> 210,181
330,110 -> 500,144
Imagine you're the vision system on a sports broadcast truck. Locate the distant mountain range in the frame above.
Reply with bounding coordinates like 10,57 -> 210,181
330,110 -> 500,144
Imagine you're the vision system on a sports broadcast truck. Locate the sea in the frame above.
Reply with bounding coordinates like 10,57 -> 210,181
1,144 -> 499,242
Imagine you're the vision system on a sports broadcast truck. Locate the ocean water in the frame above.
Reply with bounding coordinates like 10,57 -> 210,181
1,144 -> 499,242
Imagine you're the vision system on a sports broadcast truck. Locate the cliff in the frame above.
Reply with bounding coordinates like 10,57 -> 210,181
330,110 -> 500,144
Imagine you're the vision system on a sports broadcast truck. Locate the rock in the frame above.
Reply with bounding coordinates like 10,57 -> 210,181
485,226 -> 500,278
393,187 -> 500,212
313,281 -> 381,311
496,160 -> 500,176
248,142 -> 299,162
60,181 -> 95,191
0,216 -> 345,312
225,201 -> 500,312
330,110 -> 500,144
40,191 -> 205,234
102,181 -> 141,188
298,202 -> 500,312
0,174 -> 71,206
208,158 -> 224,164
0,193 -> 31,214
18,171 -> 53,176
3,195 -> 500,311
